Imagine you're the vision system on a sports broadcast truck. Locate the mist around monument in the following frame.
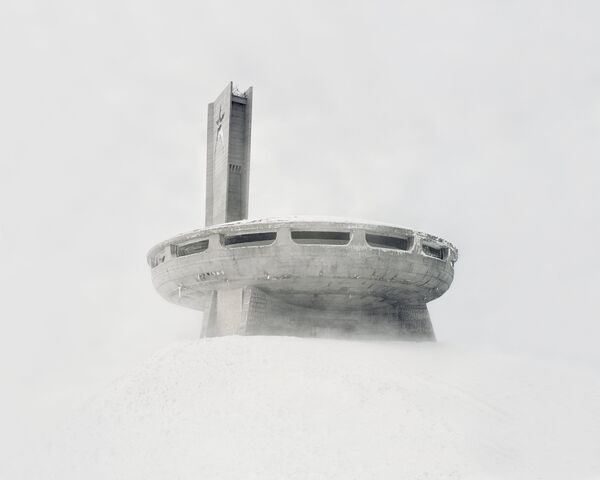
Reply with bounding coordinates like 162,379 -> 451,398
9,81 -> 600,480
149,82 -> 457,339
2,1 -> 600,479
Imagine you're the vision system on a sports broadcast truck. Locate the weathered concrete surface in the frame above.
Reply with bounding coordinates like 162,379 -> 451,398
148,83 -> 458,340
148,218 -> 456,339
204,82 -> 252,226
202,287 -> 434,339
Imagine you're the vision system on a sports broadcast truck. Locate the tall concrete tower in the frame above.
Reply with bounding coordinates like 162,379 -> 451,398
205,82 -> 253,226
148,82 -> 458,340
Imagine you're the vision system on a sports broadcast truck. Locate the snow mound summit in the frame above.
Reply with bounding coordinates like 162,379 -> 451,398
56,337 -> 599,479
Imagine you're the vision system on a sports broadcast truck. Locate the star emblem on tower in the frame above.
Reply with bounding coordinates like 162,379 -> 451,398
215,106 -> 225,145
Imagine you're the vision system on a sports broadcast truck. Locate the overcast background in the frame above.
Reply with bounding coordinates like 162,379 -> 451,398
1,0 -> 599,463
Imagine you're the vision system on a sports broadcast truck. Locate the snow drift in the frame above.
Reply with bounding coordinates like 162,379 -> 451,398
39,337 -> 600,479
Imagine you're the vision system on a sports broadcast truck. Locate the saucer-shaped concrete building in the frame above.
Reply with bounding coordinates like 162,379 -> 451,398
147,83 -> 458,339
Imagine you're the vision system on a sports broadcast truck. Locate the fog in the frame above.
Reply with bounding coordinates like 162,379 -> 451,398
1,0 -> 599,474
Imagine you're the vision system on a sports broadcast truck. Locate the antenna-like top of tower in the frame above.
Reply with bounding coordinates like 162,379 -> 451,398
232,84 -> 249,98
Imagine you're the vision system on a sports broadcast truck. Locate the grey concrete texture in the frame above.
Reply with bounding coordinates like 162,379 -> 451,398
148,83 -> 458,339
148,218 -> 457,339
202,286 -> 435,340
204,82 -> 252,226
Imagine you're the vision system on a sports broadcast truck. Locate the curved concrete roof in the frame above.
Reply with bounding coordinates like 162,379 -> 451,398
147,216 -> 458,261
147,217 -> 457,312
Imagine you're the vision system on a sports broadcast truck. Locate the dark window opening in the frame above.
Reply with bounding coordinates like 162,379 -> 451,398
291,231 -> 350,245
366,233 -> 411,251
422,244 -> 447,260
223,232 -> 276,247
172,239 -> 209,257
149,254 -> 166,268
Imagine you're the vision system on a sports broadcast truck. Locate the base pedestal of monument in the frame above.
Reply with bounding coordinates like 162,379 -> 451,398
201,287 -> 435,340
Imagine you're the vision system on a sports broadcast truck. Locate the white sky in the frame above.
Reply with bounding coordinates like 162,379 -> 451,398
1,0 -> 599,458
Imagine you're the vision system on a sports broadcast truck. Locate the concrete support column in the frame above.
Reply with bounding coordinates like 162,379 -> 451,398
242,288 -> 268,334
349,229 -> 366,247
208,233 -> 223,251
201,291 -> 218,337
397,304 -> 435,341
203,288 -> 245,337
275,227 -> 293,246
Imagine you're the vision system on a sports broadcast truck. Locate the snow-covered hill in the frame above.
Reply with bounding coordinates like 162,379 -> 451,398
40,337 -> 600,479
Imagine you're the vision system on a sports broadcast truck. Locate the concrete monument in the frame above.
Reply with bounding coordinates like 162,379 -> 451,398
147,82 -> 458,339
